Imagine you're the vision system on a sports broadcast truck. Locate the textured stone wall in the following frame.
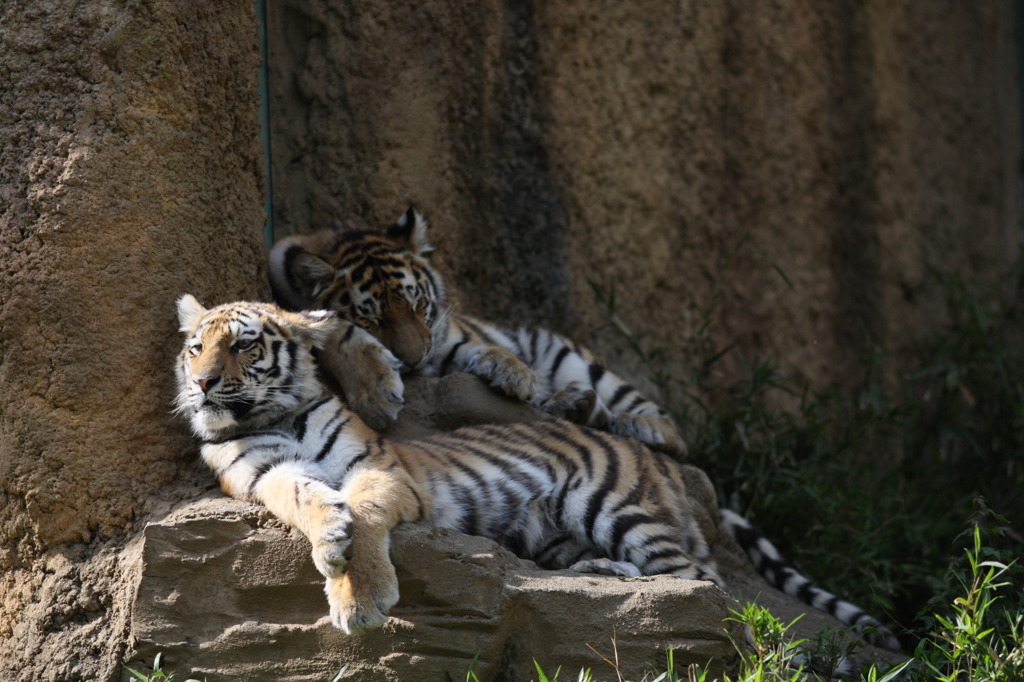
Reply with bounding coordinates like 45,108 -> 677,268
0,0 -> 266,677
266,0 -> 1021,395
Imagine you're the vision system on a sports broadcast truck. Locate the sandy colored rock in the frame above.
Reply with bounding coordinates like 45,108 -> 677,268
0,0 -> 266,677
126,497 -> 740,682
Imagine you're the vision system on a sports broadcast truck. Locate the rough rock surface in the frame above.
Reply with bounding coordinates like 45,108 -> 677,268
267,0 -> 1020,396
0,0 -> 266,677
119,375 -> 904,682
127,499 -> 738,682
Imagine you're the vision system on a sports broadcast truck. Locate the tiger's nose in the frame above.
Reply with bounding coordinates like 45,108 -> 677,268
194,375 -> 219,393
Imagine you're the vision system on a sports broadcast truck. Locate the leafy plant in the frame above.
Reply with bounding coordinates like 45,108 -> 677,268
724,603 -> 808,682
123,653 -> 204,682
906,502 -> 1024,682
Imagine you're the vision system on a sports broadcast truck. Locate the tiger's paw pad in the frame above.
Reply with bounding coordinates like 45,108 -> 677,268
570,558 -> 642,578
543,382 -> 598,425
312,504 -> 354,578
612,413 -> 687,456
473,348 -> 539,402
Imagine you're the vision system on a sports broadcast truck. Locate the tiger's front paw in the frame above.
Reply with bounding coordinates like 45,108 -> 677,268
346,363 -> 405,432
312,502 -> 355,579
325,567 -> 400,635
612,413 -> 687,456
542,382 -> 600,426
470,347 -> 539,402
324,336 -> 405,431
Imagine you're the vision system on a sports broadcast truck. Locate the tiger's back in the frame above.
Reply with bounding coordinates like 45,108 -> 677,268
397,420 -> 714,578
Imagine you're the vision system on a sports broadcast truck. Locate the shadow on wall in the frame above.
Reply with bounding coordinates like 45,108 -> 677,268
264,0 -> 572,331
261,0 -> 1021,399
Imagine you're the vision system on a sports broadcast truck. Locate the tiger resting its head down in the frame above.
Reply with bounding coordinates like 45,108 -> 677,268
269,209 -> 445,372
269,209 -> 689,456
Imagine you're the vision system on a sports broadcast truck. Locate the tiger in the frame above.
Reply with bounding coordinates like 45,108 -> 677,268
174,295 -> 900,653
267,208 -> 686,456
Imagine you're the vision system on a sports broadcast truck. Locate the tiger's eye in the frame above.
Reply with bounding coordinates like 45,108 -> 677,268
234,339 -> 256,352
188,343 -> 203,356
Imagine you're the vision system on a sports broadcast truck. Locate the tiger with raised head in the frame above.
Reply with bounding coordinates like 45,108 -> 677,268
268,208 -> 686,456
175,295 -> 900,652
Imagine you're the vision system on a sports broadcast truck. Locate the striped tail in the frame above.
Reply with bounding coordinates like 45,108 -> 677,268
719,509 -> 901,652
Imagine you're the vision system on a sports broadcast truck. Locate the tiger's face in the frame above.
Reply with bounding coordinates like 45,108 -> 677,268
269,209 -> 448,372
175,295 -> 337,439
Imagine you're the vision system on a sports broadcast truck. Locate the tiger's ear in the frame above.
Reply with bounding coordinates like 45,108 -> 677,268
386,207 -> 433,255
292,251 -> 336,290
177,294 -> 208,333
280,309 -> 339,349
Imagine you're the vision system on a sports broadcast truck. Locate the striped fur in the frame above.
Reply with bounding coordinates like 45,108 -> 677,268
175,297 -> 899,653
268,208 -> 685,455
720,510 -> 901,652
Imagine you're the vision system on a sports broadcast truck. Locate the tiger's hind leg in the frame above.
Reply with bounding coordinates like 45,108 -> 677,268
526,534 -> 641,577
634,540 -> 723,586
531,529 -> 707,582
582,503 -> 723,586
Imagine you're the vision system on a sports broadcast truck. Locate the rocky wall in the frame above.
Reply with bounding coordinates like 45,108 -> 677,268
266,0 -> 1021,395
0,0 -> 266,677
